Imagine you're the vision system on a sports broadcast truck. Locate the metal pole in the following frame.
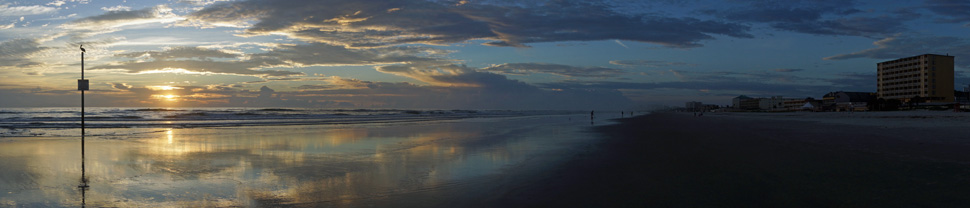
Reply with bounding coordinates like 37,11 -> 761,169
81,50 -> 85,181
79,46 -> 88,191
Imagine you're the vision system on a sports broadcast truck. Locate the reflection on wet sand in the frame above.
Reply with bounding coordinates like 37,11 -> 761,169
0,115 -> 596,207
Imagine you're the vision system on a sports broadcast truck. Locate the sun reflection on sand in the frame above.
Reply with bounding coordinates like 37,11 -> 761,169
167,129 -> 173,144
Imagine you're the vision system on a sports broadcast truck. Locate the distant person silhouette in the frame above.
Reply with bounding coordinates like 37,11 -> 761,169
590,110 -> 595,120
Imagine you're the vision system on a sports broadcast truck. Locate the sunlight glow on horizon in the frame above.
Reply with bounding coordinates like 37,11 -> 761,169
151,94 -> 180,102
147,85 -> 183,91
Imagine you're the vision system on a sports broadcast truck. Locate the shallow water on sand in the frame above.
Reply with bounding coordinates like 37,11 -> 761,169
0,114 -> 609,207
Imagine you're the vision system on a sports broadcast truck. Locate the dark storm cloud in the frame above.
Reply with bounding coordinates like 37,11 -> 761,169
482,63 -> 624,77
0,38 -> 47,69
702,0 -> 907,37
186,0 -> 752,48
824,36 -> 970,68
924,0 -> 970,23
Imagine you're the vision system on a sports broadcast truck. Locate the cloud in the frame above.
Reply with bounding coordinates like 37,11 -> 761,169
772,68 -> 804,72
482,63 -> 624,78
47,1 -> 67,7
609,60 -> 694,67
0,38 -> 48,69
295,76 -> 373,90
375,64 -> 481,87
186,0 -> 752,48
90,59 -> 303,77
924,0 -> 970,23
0,4 -> 58,16
768,16 -> 907,37
116,46 -> 238,60
614,40 -> 629,48
177,0 -> 234,6
280,76 -> 635,110
110,83 -> 133,90
101,5 -> 132,11
824,35 -> 970,68
249,43 -> 445,67
61,5 -> 184,36
702,0 -> 907,37
91,43 -> 446,77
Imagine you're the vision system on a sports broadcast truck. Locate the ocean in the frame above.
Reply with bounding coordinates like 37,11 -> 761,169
0,107 -> 572,137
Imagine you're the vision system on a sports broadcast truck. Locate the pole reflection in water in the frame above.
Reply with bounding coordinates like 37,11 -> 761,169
78,130 -> 88,208
0,115 -> 600,207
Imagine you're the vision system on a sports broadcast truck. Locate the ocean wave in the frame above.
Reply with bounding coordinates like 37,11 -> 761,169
0,108 -> 573,136
130,108 -> 185,112
257,108 -> 302,112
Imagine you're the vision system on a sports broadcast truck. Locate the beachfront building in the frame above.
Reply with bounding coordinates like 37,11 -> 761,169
686,101 -> 703,112
957,89 -> 970,110
784,97 -> 821,111
824,91 -> 876,111
782,99 -> 806,111
758,96 -> 802,111
732,95 -> 759,110
877,54 -> 955,103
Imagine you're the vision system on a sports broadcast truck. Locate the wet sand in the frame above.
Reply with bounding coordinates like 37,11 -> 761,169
6,111 -> 970,207
501,112 -> 970,207
0,115 -> 606,207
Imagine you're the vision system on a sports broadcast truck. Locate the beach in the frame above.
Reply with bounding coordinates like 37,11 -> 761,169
505,111 -> 970,207
4,110 -> 970,207
0,110 -> 609,207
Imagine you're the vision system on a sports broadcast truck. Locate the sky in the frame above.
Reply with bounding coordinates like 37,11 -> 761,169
1,0 -> 969,110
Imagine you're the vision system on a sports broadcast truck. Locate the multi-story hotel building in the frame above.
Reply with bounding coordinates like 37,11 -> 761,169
876,54 -> 954,103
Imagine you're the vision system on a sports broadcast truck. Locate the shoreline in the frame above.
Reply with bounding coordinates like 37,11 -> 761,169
498,112 -> 970,207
